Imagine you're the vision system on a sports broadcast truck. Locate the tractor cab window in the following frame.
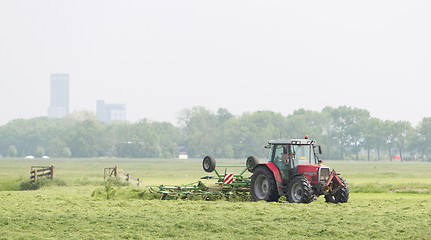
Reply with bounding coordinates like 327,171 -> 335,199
272,144 -> 290,179
291,144 -> 314,165
273,145 -> 288,165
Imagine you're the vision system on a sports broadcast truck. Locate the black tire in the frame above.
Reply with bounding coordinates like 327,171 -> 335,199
202,156 -> 216,173
250,167 -> 280,202
246,155 -> 259,172
286,175 -> 315,203
325,177 -> 349,203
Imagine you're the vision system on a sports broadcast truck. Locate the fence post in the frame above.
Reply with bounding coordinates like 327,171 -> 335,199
34,169 -> 38,183
51,165 -> 56,179
115,166 -> 119,181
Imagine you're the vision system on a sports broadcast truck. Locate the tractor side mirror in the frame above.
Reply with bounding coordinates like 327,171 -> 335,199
318,145 -> 322,155
264,145 -> 271,149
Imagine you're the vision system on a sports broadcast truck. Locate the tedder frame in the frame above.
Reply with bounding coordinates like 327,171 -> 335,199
146,156 -> 251,200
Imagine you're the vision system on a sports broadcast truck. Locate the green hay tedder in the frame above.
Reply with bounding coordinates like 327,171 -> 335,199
146,156 -> 251,200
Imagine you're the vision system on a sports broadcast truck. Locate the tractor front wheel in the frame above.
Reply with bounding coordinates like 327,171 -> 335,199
286,176 -> 315,203
250,167 -> 280,202
325,177 -> 349,203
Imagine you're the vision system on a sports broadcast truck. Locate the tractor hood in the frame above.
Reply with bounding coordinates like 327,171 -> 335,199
298,164 -> 330,185
298,164 -> 318,175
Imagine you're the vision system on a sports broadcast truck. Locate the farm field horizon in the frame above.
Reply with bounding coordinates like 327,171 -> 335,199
1,158 -> 431,239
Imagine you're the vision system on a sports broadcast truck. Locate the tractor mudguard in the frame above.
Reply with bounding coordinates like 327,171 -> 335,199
256,163 -> 286,195
263,162 -> 282,182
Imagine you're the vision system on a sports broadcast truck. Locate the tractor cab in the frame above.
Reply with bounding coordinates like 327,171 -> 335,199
266,137 -> 323,181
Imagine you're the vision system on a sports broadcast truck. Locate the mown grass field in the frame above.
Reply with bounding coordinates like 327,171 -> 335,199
1,158 -> 431,239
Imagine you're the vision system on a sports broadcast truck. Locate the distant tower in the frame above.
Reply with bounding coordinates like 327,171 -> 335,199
48,74 -> 69,118
96,100 -> 126,122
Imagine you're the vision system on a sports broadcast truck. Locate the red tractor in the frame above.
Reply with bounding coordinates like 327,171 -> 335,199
247,136 -> 349,203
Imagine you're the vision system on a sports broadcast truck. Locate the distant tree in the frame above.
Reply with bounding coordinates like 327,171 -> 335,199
36,146 -> 45,158
134,119 -> 162,158
1,105 -> 431,161
416,117 -> 431,160
47,138 -> 67,158
0,119 -> 34,156
286,109 -> 322,139
152,121 -> 181,158
216,108 -> 234,123
319,110 -> 337,160
7,145 -> 17,157
323,106 -> 370,160
215,115 -> 237,158
382,120 -> 396,161
65,119 -> 104,157
407,127 -> 420,160
65,110 -> 97,122
393,121 -> 413,161
103,123 -> 131,157
116,142 -> 145,158
62,147 -> 72,158
362,118 -> 384,161
177,106 -> 218,157
347,118 -> 365,160
232,111 -> 285,158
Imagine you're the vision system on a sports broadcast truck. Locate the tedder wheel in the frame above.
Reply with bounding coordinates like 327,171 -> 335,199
286,175 -> 315,203
246,155 -> 259,173
202,156 -> 216,173
325,177 -> 349,203
250,167 -> 280,202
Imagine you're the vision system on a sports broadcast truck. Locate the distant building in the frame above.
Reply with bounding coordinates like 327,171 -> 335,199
48,74 -> 69,118
96,100 -> 126,122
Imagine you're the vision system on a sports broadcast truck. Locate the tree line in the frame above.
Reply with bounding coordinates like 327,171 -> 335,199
1,106 -> 431,161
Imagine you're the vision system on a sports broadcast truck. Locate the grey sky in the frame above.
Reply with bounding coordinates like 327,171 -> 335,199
1,1 -> 430,126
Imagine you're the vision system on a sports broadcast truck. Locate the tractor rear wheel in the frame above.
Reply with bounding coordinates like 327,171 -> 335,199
286,176 -> 315,203
202,156 -> 216,173
250,167 -> 280,202
325,177 -> 349,203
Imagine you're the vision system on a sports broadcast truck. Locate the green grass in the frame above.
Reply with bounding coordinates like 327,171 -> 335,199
1,188 -> 430,239
325,160 -> 431,194
1,158 -> 431,239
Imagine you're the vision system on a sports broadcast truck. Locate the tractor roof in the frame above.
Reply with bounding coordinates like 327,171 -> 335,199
268,139 -> 315,145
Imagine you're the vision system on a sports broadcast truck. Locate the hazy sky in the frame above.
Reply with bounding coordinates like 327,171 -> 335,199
1,1 -> 430,126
